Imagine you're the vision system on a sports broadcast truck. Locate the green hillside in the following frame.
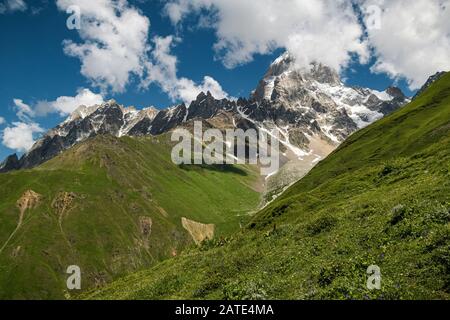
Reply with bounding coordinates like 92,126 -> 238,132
86,73 -> 450,300
0,134 -> 261,299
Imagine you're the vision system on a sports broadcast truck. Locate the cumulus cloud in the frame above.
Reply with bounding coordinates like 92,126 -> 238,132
56,0 -> 152,93
56,0 -> 227,103
166,0 -> 450,89
164,0 -> 369,72
2,122 -> 44,152
361,0 -> 450,89
0,0 -> 27,14
0,117 -> 5,125
35,88 -> 104,116
4,89 -> 103,153
2,100 -> 42,152
175,76 -> 229,104
13,89 -> 104,119
143,36 -> 229,104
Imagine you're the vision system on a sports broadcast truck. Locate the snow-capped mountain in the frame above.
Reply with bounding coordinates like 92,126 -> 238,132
251,52 -> 408,140
1,52 -> 409,174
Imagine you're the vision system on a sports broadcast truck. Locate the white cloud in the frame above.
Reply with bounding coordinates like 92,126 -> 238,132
5,89 -> 103,153
176,76 -> 229,104
56,0 -> 152,93
3,98 -> 45,152
13,89 -> 104,119
2,122 -> 44,152
361,0 -> 450,89
166,0 -> 450,89
164,0 -> 369,72
13,98 -> 35,121
35,88 -> 104,116
56,0 -> 227,103
0,0 -> 27,14
143,36 -> 229,104
0,117 -> 5,125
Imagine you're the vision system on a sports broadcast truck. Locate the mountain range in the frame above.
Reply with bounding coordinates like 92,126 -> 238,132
1,52 -> 408,177
1,52 -> 447,300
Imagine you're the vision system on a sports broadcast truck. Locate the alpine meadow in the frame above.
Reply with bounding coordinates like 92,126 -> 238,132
0,0 -> 449,307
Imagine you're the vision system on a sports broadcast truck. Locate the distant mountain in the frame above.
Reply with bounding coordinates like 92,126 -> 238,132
1,53 -> 409,199
252,52 -> 407,135
238,53 -> 409,197
0,154 -> 20,173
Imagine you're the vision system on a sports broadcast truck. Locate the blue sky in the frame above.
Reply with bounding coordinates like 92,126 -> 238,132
1,0 -> 448,160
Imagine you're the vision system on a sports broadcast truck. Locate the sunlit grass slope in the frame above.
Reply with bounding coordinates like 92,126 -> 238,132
0,134 -> 261,299
87,73 -> 450,300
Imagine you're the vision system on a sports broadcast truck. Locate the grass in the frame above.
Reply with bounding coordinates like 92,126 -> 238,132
85,73 -> 450,300
0,134 -> 261,299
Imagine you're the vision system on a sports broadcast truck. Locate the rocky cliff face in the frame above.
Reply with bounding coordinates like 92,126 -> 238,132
251,52 -> 408,137
1,52 -> 409,176
0,154 -> 20,173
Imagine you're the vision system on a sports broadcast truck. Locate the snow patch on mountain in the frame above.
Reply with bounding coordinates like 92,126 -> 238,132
1,52 -> 409,178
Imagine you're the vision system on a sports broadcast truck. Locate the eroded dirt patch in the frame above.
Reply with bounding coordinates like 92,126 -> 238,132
52,192 -> 77,217
17,190 -> 41,216
0,190 -> 42,255
181,217 -> 215,245
52,192 -> 77,248
139,216 -> 153,237
135,216 -> 153,250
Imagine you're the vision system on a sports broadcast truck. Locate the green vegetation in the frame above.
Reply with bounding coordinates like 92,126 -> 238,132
0,134 -> 261,299
86,73 -> 450,300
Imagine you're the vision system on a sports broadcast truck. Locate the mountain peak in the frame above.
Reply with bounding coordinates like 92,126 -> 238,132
0,153 -> 19,173
65,104 -> 101,123
253,52 -> 342,101
65,99 -> 124,123
308,62 -> 341,86
266,51 -> 296,77
0,52 -> 409,174
413,71 -> 448,100
193,91 -> 215,104
386,86 -> 407,100
271,52 -> 341,84
195,91 -> 208,100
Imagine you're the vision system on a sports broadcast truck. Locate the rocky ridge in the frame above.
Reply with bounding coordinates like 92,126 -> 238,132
0,52 -> 410,176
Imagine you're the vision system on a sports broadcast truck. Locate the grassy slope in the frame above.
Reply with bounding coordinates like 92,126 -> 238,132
87,73 -> 450,300
0,134 -> 261,299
